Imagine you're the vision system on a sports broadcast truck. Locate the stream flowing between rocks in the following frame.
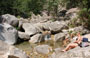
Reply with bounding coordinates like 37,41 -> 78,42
15,40 -> 63,58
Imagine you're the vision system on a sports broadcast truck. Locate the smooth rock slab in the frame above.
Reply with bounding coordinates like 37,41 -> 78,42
50,47 -> 90,58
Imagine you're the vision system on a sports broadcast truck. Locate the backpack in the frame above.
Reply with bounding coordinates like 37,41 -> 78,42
82,38 -> 88,42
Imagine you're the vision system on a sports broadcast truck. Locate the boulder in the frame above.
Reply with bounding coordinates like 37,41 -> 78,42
30,13 -> 51,23
0,23 -> 18,45
22,21 -> 68,36
18,18 -> 29,29
54,33 -> 66,42
1,14 -> 19,27
43,21 -> 68,32
66,8 -> 79,19
50,46 -> 90,58
22,23 -> 42,36
34,45 -> 52,54
18,31 -> 30,40
29,34 -> 42,43
0,40 -> 28,58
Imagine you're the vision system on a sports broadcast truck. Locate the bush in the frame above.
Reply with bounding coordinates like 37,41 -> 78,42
78,8 -> 90,29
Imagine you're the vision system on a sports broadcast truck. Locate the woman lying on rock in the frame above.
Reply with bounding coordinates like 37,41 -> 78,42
61,32 -> 90,52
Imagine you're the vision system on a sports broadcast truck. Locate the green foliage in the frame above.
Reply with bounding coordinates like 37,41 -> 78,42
0,0 -> 60,18
28,0 -> 46,15
78,8 -> 90,28
0,0 -> 46,17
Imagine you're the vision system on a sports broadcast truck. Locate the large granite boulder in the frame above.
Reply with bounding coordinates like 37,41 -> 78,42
0,23 -> 18,45
22,23 -> 42,36
1,14 -> 19,27
50,46 -> 90,58
42,21 -> 68,32
0,40 -> 28,58
34,45 -> 52,54
18,31 -> 30,40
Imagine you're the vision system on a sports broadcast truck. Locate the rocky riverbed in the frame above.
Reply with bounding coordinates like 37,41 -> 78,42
0,7 -> 90,58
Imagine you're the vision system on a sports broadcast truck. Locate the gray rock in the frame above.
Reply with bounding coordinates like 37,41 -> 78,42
0,40 -> 28,58
22,23 -> 42,36
54,33 -> 66,42
30,13 -> 51,23
29,34 -> 42,43
74,26 -> 89,34
18,31 -> 30,40
0,23 -> 18,45
50,46 -> 90,58
83,34 -> 90,40
18,18 -> 29,29
62,26 -> 90,35
1,14 -> 19,27
34,45 -> 52,54
43,21 -> 68,32
22,21 -> 68,36
68,26 -> 90,34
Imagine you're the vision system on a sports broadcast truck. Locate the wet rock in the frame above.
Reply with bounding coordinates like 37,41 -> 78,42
50,46 -> 90,58
0,40 -> 28,58
34,45 -> 52,54
29,34 -> 42,43
18,31 -> 30,40
1,14 -> 19,27
0,23 -> 18,45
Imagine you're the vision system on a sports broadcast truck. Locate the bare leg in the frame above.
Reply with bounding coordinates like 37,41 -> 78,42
62,43 -> 78,52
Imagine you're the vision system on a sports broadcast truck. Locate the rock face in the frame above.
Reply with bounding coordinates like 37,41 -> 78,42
0,23 -> 18,45
34,45 -> 52,54
50,46 -> 90,58
18,31 -> 30,40
29,34 -> 42,43
0,40 -> 28,58
1,14 -> 19,27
